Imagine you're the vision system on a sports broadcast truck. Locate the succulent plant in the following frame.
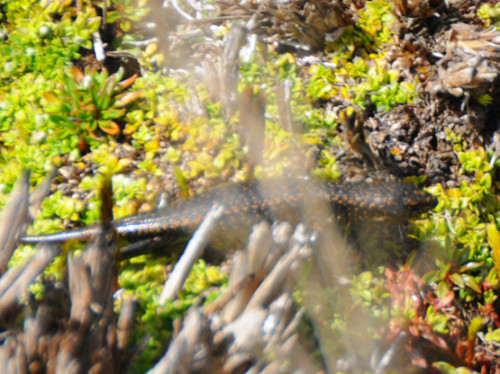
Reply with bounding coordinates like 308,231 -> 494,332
44,66 -> 142,144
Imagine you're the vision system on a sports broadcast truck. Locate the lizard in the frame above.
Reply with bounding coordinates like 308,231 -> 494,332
20,178 -> 438,257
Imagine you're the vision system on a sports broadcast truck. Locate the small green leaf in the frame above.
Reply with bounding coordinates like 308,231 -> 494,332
449,273 -> 465,288
487,223 -> 500,278
468,316 -> 484,343
433,362 -> 473,374
461,275 -> 481,294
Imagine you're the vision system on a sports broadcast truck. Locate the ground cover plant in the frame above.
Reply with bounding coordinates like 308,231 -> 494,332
0,0 -> 500,372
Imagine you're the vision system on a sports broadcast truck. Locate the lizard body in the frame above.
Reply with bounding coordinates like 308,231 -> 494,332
21,179 -> 437,255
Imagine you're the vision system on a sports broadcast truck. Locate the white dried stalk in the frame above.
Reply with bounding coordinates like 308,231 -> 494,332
151,223 -> 316,374
159,204 -> 224,304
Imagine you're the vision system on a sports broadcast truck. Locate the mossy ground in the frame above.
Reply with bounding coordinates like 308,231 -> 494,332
1,0 -> 500,372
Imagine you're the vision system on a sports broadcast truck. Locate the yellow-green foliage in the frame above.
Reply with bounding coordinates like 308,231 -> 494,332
119,257 -> 227,372
3,0 -> 500,371
0,1 -> 98,184
478,3 -> 500,28
308,0 -> 415,111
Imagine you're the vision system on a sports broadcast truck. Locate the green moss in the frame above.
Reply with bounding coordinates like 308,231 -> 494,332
307,0 -> 416,112
2,0 -> 499,371
119,257 -> 227,372
478,3 -> 500,28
